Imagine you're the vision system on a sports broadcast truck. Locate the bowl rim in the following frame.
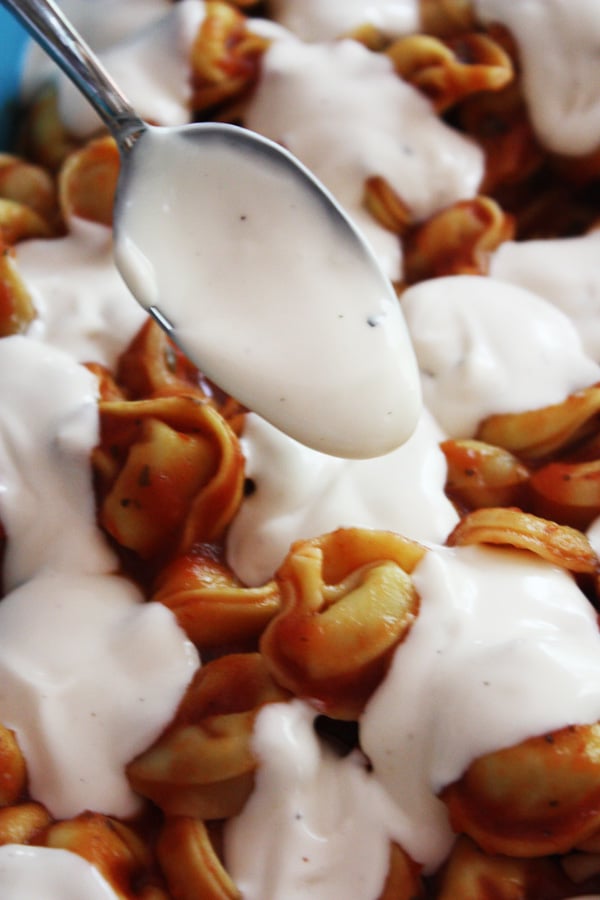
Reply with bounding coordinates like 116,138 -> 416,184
0,11 -> 28,150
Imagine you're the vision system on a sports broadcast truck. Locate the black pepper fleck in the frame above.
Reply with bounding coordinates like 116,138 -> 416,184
244,478 -> 257,497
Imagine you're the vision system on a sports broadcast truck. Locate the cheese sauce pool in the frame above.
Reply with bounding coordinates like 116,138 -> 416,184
0,846 -> 122,899
243,36 -> 484,280
226,408 -> 458,586
401,275 -> 600,438
0,336 -> 198,822
489,230 -> 600,363
473,0 -> 600,155
55,0 -> 207,138
114,124 -> 421,458
268,0 -> 421,42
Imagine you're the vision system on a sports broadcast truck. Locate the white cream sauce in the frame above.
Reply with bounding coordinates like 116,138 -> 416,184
57,0 -> 206,138
473,0 -> 600,156
362,543 -> 600,871
115,124 -> 421,459
268,0 -> 420,42
18,218 -> 146,369
402,275 -> 600,437
226,409 -> 457,586
225,700 -> 401,900
490,230 -> 600,363
244,36 -> 484,280
0,335 -> 113,589
226,544 -> 600,893
0,337 -> 198,818
0,845 -> 121,900
0,570 -> 197,820
21,0 -> 172,98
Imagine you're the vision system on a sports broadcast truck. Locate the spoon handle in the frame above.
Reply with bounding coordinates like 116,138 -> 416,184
0,0 -> 145,149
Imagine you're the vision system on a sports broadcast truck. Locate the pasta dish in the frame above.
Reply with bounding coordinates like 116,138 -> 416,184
1,0 -> 600,897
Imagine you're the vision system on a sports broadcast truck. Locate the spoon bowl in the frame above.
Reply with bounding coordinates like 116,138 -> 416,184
0,0 -> 421,458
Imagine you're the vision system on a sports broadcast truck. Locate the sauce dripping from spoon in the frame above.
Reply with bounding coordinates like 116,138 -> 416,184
2,0 -> 421,458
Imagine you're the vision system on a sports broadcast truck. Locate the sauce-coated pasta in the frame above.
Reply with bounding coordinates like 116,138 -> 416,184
1,0 -> 600,897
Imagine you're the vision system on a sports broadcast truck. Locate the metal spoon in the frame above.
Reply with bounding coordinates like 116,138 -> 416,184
0,0 -> 421,457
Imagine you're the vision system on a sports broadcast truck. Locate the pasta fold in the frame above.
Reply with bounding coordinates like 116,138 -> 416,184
260,528 -> 424,719
127,653 -> 290,819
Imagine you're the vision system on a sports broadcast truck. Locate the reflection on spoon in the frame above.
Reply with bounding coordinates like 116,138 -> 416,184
2,0 -> 421,458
